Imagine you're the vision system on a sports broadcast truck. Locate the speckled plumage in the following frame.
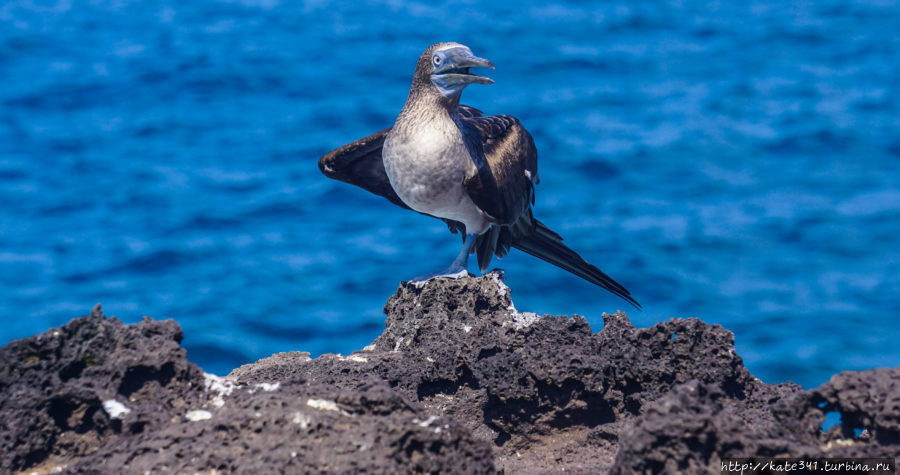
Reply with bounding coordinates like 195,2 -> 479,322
383,79 -> 489,234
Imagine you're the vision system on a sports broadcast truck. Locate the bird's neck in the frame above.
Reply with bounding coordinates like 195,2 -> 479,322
396,88 -> 459,132
403,83 -> 460,115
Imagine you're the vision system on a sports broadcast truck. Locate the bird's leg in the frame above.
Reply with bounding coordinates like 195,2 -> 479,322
411,233 -> 478,284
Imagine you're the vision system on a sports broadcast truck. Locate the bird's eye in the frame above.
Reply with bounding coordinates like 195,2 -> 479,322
432,55 -> 441,66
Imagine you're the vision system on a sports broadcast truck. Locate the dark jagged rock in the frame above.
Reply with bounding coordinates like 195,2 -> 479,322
1,274 -> 898,473
0,304 -> 204,474
811,368 -> 900,446
1,305 -> 493,474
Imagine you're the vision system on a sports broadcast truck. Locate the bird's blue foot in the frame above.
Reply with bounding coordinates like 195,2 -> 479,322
410,265 -> 471,287
409,233 -> 479,287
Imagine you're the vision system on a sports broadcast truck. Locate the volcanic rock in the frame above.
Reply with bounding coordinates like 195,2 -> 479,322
1,273 -> 897,473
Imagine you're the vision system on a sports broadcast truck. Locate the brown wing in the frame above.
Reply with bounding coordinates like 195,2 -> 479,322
459,115 -> 640,308
317,105 -> 485,210
460,114 -> 539,225
318,127 -> 410,210
457,104 -> 483,119
317,124 -> 471,235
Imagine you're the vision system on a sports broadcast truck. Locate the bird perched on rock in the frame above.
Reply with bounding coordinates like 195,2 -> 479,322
319,42 -> 640,309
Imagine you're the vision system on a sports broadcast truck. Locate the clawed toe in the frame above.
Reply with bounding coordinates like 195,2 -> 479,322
410,266 -> 470,286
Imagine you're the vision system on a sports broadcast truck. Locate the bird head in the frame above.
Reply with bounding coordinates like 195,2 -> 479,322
415,42 -> 494,101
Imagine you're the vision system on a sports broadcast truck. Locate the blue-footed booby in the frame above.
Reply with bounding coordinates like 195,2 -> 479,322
319,42 -> 640,309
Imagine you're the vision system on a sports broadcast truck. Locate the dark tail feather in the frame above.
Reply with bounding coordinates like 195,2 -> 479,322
511,219 -> 641,310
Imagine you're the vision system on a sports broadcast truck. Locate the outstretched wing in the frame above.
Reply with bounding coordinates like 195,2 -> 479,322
317,105 -> 485,210
318,106 -> 489,235
460,114 -> 539,225
317,127 -> 410,210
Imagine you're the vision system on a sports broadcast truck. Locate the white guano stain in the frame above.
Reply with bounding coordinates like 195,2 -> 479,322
204,372 -> 238,408
504,311 -> 541,330
414,415 -> 439,427
102,400 -> 131,419
248,382 -> 281,394
185,410 -> 212,422
292,411 -> 311,429
489,272 -> 509,296
307,399 -> 340,411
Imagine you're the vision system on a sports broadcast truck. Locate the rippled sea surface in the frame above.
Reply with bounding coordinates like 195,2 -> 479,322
1,0 -> 898,386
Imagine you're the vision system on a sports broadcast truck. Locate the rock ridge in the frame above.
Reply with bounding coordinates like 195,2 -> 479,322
1,273 -> 897,473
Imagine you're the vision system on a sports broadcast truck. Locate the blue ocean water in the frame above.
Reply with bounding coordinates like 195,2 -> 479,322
1,0 -> 897,388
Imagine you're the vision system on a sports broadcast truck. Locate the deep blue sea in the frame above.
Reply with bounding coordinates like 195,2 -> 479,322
1,0 -> 898,388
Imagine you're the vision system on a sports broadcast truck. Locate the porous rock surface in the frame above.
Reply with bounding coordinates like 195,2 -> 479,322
1,272 -> 897,474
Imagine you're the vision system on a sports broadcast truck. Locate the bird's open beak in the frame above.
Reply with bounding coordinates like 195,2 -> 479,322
432,48 -> 495,87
